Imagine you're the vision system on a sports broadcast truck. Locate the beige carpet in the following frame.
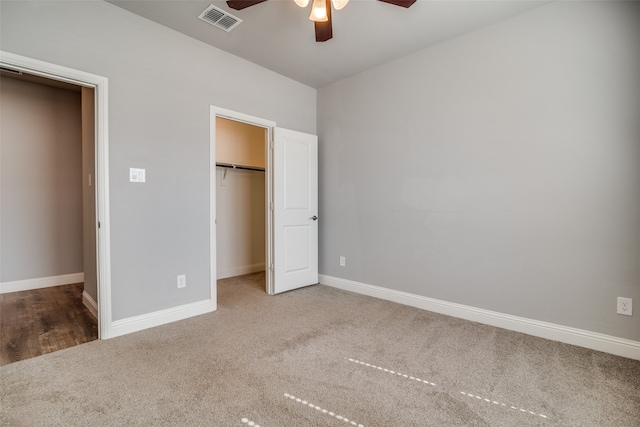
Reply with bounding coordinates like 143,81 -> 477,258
1,272 -> 639,426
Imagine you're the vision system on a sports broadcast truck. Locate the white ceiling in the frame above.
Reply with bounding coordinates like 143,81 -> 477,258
108,0 -> 550,88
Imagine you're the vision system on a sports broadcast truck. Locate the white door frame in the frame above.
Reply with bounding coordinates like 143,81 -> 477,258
0,51 -> 113,339
210,106 -> 276,294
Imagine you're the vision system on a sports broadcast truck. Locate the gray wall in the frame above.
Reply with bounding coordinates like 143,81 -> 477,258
0,76 -> 83,282
318,1 -> 640,341
1,1 -> 316,321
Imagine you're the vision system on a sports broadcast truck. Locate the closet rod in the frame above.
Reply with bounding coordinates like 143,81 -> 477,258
216,162 -> 265,172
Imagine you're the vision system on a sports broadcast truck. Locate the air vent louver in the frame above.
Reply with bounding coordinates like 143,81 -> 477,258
198,5 -> 242,32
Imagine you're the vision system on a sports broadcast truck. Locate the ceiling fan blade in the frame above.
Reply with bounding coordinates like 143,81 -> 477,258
226,0 -> 268,10
377,0 -> 416,8
314,0 -> 332,42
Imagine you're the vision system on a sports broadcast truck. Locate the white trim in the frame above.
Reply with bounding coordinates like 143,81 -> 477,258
0,51 -> 112,339
110,299 -> 216,338
211,106 -> 276,130
83,291 -> 98,319
0,273 -> 84,294
210,106 -> 276,298
217,263 -> 266,280
209,108 -> 217,311
319,274 -> 640,361
94,67 -> 112,340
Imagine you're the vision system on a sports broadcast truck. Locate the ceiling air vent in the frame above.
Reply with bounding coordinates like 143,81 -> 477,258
198,4 -> 242,32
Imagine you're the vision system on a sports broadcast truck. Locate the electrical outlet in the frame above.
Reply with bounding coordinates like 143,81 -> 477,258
617,297 -> 632,316
177,274 -> 186,289
339,256 -> 346,267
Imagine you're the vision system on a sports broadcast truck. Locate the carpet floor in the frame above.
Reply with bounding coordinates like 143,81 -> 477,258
1,272 -> 639,426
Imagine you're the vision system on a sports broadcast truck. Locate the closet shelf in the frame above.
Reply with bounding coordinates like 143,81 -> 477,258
216,162 -> 265,172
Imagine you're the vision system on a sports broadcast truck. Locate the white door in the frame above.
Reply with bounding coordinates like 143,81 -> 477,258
271,128 -> 318,294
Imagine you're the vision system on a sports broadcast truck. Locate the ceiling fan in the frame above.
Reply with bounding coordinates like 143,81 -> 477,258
226,0 -> 417,42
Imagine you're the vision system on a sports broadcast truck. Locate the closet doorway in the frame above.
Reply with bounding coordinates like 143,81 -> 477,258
215,117 -> 268,285
211,107 -> 318,297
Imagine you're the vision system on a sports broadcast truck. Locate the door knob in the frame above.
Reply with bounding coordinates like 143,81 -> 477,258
311,215 -> 318,221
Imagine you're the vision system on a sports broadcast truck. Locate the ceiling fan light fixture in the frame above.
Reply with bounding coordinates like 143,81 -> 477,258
309,0 -> 328,22
331,0 -> 348,10
294,0 -> 309,7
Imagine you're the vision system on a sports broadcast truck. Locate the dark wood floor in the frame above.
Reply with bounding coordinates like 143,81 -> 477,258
0,283 -> 98,366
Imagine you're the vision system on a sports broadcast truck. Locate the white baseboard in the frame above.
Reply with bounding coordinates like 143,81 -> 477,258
0,272 -> 85,294
319,274 -> 640,361
82,291 -> 98,319
217,263 -> 265,280
109,299 -> 216,338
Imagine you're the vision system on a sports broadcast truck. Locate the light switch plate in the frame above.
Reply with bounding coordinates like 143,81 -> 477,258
129,168 -> 146,183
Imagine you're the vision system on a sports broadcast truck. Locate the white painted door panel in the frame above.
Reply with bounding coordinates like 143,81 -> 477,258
272,128 -> 318,294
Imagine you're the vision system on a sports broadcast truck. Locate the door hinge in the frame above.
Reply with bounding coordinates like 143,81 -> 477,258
270,202 -> 274,211
98,221 -> 101,229
270,263 -> 274,271
270,139 -> 274,149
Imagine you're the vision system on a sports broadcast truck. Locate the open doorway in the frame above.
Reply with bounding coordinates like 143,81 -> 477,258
214,114 -> 272,294
0,51 -> 111,344
0,71 -> 97,364
211,106 -> 319,300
